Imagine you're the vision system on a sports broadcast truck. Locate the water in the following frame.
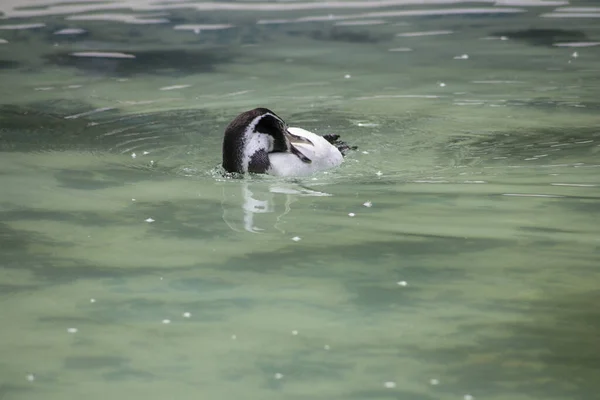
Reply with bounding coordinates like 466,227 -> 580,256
1,1 -> 599,399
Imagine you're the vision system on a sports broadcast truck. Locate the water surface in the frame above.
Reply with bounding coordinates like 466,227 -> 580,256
1,1 -> 599,399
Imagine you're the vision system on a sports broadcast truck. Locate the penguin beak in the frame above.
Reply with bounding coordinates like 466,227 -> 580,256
285,130 -> 313,164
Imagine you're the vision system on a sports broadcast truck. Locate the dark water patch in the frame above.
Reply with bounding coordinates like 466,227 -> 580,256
0,222 -> 46,253
23,99 -> 103,116
0,102 -> 221,158
256,358 -> 349,385
179,298 -> 251,321
400,262 -> 469,284
64,355 -> 128,369
403,291 -> 600,400
0,59 -> 21,69
168,277 -> 235,293
454,126 -> 599,162
0,222 -> 67,284
111,298 -> 168,310
520,226 -> 578,234
134,199 -> 231,239
507,99 -> 600,113
1,246 -> 195,283
44,47 -> 233,77
84,297 -> 247,324
215,235 -> 504,279
288,109 -> 360,131
3,209 -> 122,227
343,248 -> 475,310
309,28 -> 386,44
103,367 -> 155,381
12,2 -> 109,11
237,24 -> 272,45
560,198 -> 600,215
0,383 -> 31,400
2,197 -> 228,253
37,315 -> 99,324
93,108 -> 220,159
0,284 -> 41,294
0,101 -> 92,129
76,298 -> 173,324
349,389 -> 436,400
0,102 -> 108,151
54,169 -> 126,190
348,283 -> 420,310
56,166 -> 161,188
491,28 -> 588,46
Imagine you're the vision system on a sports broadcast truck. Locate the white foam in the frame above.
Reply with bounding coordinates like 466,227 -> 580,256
67,13 -> 168,24
397,30 -> 453,37
54,28 -> 86,35
174,24 -> 233,33
70,52 -> 135,59
554,42 -> 600,47
0,23 -> 45,30
159,84 -> 191,91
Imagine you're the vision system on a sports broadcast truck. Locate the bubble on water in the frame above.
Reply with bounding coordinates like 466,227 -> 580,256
324,344 -> 331,350
90,298 -> 96,303
363,201 -> 372,208
131,152 -> 136,158
274,373 -> 284,379
464,395 -> 474,400
430,378 -> 440,385
231,334 -> 237,340
162,319 -> 171,324
348,213 -> 355,217
292,330 -> 299,335
143,151 -> 150,155
67,328 -> 78,333
183,312 -> 191,318
131,198 -> 136,202
439,82 -> 446,87
291,236 -> 302,242
397,281 -> 408,286
384,381 -> 396,388
26,374 -> 35,382
344,74 -> 351,79
145,218 -> 155,223
454,54 -> 469,59
376,171 -> 383,176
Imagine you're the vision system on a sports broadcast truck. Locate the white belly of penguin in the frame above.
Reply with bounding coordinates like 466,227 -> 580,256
267,127 -> 344,177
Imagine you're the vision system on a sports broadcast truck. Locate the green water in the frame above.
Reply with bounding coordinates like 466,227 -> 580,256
1,1 -> 599,399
